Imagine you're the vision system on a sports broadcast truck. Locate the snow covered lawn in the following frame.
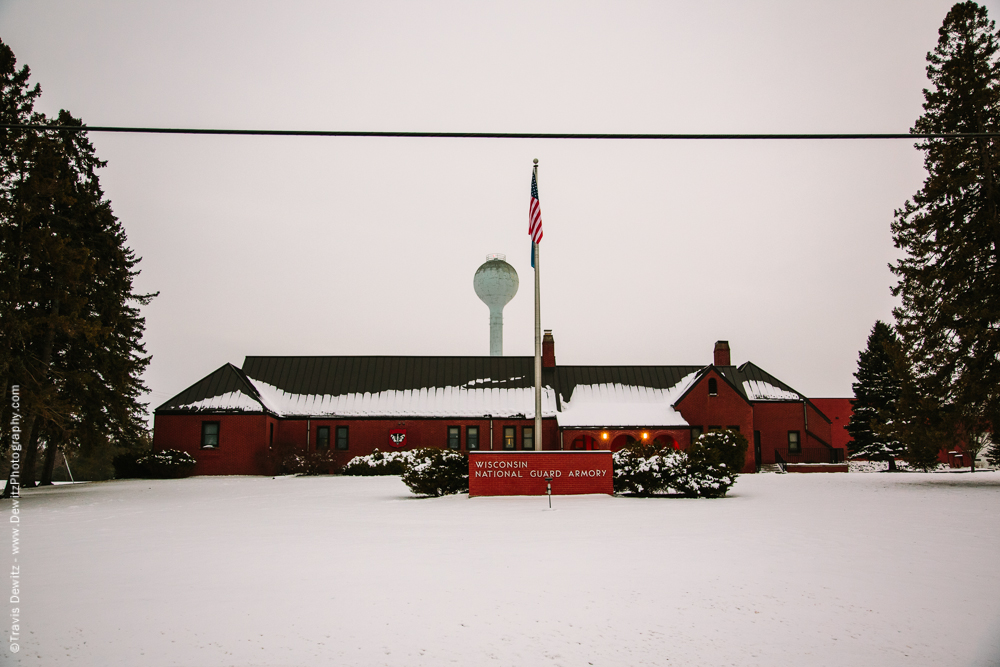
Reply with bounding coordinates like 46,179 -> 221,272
11,471 -> 1000,666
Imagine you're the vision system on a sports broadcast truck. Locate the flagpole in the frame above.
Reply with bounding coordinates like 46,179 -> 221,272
533,159 -> 543,451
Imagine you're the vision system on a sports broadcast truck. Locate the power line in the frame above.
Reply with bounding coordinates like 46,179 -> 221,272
2,123 -> 1000,140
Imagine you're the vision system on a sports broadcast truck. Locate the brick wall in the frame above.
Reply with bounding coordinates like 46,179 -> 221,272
750,402 -> 805,465
155,413 -> 562,475
152,413 -> 273,476
810,398 -> 853,450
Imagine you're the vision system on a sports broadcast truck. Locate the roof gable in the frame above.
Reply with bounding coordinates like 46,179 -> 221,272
736,361 -> 805,401
673,365 -> 753,407
156,363 -> 268,414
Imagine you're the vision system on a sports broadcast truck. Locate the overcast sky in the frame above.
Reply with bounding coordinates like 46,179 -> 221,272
3,0 -> 996,415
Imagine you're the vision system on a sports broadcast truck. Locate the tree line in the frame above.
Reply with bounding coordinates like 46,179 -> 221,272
848,2 -> 1000,471
0,38 -> 153,495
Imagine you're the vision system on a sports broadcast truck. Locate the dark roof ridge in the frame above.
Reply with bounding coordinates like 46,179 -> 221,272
155,362 -> 268,414
242,354 -> 536,361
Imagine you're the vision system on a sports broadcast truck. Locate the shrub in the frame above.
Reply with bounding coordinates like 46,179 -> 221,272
400,448 -> 468,497
670,441 -> 738,498
137,449 -> 197,479
612,431 -> 745,498
281,450 -> 337,476
342,448 -> 415,476
613,442 -> 684,496
112,451 -> 152,479
697,429 -> 749,474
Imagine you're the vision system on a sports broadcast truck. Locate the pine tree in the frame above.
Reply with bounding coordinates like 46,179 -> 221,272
890,2 -> 1000,470
38,112 -> 154,484
0,38 -> 47,494
0,38 -> 38,427
0,40 -> 153,493
847,321 -> 906,470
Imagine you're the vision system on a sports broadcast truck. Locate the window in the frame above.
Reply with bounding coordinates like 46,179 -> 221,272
503,426 -> 516,450
447,426 -> 461,450
708,378 -> 718,396
467,426 -> 479,450
316,426 -> 330,450
691,426 -> 703,442
788,431 -> 801,453
336,425 -> 349,450
201,421 -> 220,449
522,426 -> 534,450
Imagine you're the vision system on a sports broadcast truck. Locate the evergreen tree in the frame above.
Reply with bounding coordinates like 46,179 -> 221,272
890,1 -> 1000,469
0,39 -> 153,494
37,112 -> 154,485
847,321 -> 905,470
887,345 -> 950,470
0,38 -> 37,430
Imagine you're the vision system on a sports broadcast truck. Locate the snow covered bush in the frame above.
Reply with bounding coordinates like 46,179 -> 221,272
670,440 -> 738,498
341,449 -> 416,476
696,430 -> 749,474
400,448 -> 468,497
281,450 -> 336,476
849,459 -> 948,473
612,443 -> 684,496
137,449 -> 196,479
613,430 -> 744,498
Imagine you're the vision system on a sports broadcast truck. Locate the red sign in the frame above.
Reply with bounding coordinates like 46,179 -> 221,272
468,451 -> 613,496
389,428 -> 406,448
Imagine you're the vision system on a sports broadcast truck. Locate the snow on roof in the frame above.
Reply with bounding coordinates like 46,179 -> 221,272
176,391 -> 264,413
556,371 -> 699,428
463,376 -> 525,386
742,380 -> 801,401
248,378 -> 558,418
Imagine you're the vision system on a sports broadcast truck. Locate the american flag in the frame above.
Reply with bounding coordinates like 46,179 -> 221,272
529,170 -> 543,246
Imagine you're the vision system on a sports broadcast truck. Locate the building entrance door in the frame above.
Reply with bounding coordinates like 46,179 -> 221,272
754,431 -> 762,472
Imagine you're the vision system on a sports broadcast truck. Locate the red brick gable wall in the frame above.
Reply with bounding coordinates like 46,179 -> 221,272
674,370 -> 755,472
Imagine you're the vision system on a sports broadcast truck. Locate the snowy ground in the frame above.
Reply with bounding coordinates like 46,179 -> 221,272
8,470 -> 1000,667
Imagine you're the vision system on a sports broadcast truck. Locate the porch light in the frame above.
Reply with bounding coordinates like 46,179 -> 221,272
602,432 -> 608,440
642,432 -> 648,439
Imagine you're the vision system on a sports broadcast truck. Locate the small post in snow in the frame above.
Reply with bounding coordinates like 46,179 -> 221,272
545,476 -> 553,509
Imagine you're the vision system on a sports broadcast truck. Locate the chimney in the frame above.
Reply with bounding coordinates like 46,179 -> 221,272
542,330 -> 556,368
714,340 -> 731,366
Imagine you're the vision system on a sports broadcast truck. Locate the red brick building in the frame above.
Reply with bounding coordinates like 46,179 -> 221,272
153,337 -> 845,475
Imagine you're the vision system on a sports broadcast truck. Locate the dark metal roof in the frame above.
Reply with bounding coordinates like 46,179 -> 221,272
737,361 -> 831,423
554,365 -> 704,400
155,363 -> 266,413
241,356 -> 539,395
156,355 -> 818,417
736,361 -> 805,399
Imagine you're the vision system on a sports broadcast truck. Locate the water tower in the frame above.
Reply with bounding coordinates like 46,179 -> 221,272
473,254 -> 519,356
